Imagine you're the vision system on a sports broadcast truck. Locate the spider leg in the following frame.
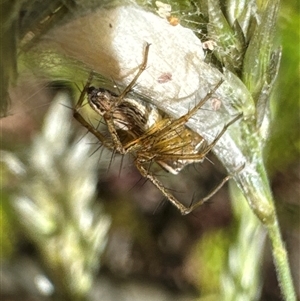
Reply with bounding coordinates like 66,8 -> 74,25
75,72 -> 94,110
184,174 -> 232,214
200,112 -> 242,155
136,162 -> 189,214
172,113 -> 243,159
115,43 -> 151,107
100,43 -> 151,153
105,117 -> 127,154
184,162 -> 245,214
157,80 -> 225,136
137,161 -> 237,215
137,80 -> 224,143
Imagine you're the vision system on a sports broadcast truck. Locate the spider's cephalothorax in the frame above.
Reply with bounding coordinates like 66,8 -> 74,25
87,87 -> 162,139
73,43 -> 242,215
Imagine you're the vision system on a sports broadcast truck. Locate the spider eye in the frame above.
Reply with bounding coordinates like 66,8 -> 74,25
87,86 -> 95,94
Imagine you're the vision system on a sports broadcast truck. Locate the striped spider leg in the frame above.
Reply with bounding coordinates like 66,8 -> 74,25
73,43 -> 242,215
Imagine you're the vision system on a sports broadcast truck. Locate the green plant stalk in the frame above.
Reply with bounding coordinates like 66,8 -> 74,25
234,137 -> 296,301
267,220 -> 296,301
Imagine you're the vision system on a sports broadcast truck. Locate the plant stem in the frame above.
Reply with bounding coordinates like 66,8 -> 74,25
267,218 -> 296,301
235,153 -> 296,301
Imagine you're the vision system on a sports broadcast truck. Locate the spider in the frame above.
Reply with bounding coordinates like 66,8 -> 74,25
73,43 -> 242,215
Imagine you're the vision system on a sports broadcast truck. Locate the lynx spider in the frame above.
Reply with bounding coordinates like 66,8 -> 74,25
73,43 -> 242,215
